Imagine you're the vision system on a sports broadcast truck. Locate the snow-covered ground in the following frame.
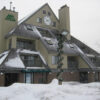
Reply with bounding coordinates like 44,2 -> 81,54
0,79 -> 100,100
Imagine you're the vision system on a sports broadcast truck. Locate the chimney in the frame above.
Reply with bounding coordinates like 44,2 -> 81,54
59,5 -> 70,33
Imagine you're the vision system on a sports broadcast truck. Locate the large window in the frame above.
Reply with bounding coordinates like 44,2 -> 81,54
16,39 -> 35,50
21,55 -> 42,67
67,56 -> 78,69
52,56 -> 58,65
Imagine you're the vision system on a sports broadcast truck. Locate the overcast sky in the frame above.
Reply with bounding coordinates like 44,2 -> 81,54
0,0 -> 100,53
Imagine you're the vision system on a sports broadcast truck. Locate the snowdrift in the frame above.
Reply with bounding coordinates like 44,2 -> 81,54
0,79 -> 100,100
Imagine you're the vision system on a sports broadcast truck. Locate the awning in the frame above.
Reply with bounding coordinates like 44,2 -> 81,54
21,69 -> 51,73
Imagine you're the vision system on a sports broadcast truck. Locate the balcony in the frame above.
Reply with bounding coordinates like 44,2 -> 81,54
21,55 -> 43,67
68,61 -> 78,69
16,39 -> 35,50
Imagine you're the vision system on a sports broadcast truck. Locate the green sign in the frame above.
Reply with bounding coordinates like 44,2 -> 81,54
5,14 -> 16,21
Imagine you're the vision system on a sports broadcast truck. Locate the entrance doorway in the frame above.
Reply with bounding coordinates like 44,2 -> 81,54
80,72 -> 88,83
5,73 -> 18,86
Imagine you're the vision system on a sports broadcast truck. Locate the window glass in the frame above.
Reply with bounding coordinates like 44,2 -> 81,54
25,73 -> 32,83
16,39 -> 35,50
21,55 -> 42,67
48,12 -> 51,16
26,25 -> 33,31
67,56 -> 78,68
95,72 -> 99,81
43,10 -> 46,14
52,22 -> 56,27
37,28 -> 52,38
9,39 -> 12,49
52,56 -> 58,65
45,40 -> 53,45
37,18 -> 42,23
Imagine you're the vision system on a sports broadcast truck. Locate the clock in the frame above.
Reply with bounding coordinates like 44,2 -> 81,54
44,16 -> 51,25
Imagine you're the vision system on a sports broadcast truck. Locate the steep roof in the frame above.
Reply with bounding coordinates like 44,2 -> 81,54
18,3 -> 59,25
5,23 -> 40,39
0,49 -> 48,70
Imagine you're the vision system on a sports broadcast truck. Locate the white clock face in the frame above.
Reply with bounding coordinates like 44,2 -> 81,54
44,16 -> 51,25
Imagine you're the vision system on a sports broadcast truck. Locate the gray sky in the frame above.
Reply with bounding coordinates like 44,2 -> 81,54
0,0 -> 100,53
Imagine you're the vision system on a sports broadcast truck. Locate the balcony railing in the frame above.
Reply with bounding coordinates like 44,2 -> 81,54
68,61 -> 78,69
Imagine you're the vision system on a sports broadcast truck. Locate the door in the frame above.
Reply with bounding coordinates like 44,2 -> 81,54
80,72 -> 88,83
25,73 -> 32,83
5,73 -> 18,86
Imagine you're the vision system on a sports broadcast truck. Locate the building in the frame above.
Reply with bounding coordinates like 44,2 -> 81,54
0,3 -> 100,86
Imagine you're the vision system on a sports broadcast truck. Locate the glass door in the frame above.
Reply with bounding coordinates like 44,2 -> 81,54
25,73 -> 32,83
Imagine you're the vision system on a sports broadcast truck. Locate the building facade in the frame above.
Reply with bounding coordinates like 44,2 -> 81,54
0,4 -> 100,86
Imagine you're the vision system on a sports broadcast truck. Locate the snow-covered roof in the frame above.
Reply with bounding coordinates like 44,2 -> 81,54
0,51 -> 9,65
5,24 -> 41,39
73,44 -> 95,69
0,49 -> 48,69
86,54 -> 95,57
5,55 -> 24,68
18,49 -> 47,65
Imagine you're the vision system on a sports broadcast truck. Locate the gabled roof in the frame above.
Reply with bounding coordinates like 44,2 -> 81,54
18,3 -> 59,25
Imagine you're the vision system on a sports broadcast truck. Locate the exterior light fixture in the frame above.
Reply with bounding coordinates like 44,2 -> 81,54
0,72 -> 4,75
62,31 -> 68,36
71,72 -> 73,74
93,71 -> 95,74
56,30 -> 69,85
88,72 -> 90,74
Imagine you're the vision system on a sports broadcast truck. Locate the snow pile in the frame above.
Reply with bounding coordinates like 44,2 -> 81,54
0,79 -> 100,100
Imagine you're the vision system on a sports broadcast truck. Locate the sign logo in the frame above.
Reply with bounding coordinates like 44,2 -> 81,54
5,14 -> 16,21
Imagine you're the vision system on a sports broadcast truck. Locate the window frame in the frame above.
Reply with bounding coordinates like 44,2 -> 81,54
52,56 -> 58,65
25,73 -> 32,83
37,17 -> 42,23
43,10 -> 46,14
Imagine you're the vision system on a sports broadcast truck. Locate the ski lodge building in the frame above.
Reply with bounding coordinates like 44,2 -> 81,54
0,3 -> 100,86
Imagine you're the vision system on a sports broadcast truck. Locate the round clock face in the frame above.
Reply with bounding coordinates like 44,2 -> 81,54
44,16 -> 51,25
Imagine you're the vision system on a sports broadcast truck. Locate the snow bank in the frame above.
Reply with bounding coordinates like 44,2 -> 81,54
0,80 -> 100,100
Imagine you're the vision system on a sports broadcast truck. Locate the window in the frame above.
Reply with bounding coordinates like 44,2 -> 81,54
25,73 -> 32,83
95,72 -> 99,82
9,39 -> 12,49
45,39 -> 53,45
21,55 -> 34,67
37,18 -> 42,23
16,39 -> 35,50
26,25 -> 33,31
21,55 -> 42,67
37,28 -> 52,38
52,56 -> 58,65
52,22 -> 56,27
67,56 -> 78,69
43,10 -> 46,14
48,12 -> 51,16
